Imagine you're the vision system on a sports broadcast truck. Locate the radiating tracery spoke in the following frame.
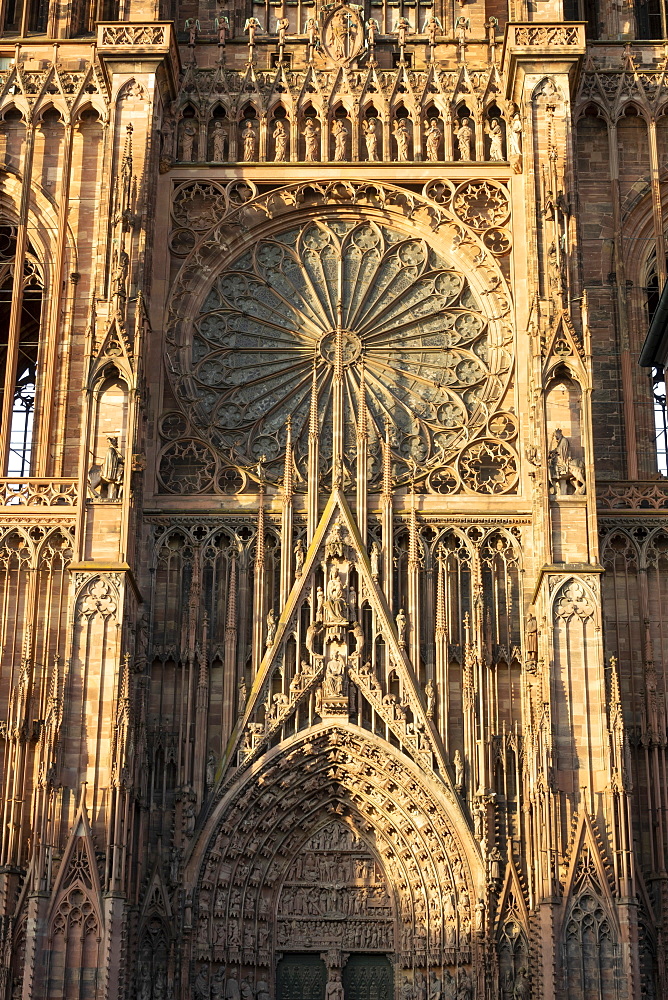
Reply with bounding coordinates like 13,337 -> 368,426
185,218 -> 512,488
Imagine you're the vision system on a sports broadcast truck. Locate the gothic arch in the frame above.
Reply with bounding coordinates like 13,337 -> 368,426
184,722 -> 482,992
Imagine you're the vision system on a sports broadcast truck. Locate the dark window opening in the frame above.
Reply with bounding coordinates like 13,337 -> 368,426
636,0 -> 664,38
0,224 -> 43,477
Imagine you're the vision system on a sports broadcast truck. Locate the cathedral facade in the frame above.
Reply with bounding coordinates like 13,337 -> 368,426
0,0 -> 667,997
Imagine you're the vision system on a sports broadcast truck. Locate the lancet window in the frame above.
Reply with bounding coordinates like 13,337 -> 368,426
0,223 -> 44,476
645,252 -> 668,475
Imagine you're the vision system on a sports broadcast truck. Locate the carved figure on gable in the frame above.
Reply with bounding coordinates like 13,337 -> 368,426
273,120 -> 289,161
266,608 -> 277,646
323,567 -> 349,627
350,620 -> 364,656
366,17 -> 379,59
277,16 -> 290,59
370,540 -> 381,579
215,15 -> 230,49
394,15 -> 411,60
244,17 -> 262,56
294,537 -> 305,575
396,608 -> 407,646
323,648 -> 347,698
305,16 -> 320,60
425,13 -> 441,51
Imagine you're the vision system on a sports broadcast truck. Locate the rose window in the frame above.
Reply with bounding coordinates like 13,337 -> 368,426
178,218 -> 513,490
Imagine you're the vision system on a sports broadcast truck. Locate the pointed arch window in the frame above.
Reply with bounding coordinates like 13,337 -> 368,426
0,223 -> 44,476
645,251 -> 668,476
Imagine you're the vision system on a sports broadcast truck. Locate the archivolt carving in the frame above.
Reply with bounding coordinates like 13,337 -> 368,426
165,186 -> 514,494
189,724 -> 479,986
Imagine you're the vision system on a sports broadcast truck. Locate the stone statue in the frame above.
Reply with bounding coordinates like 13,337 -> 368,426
509,111 -> 522,158
394,15 -> 411,60
548,428 -> 585,494
424,118 -> 442,161
305,16 -> 320,60
225,971 -> 240,1000
323,567 -> 348,624
99,435 -> 124,499
238,676 -> 247,714
323,648 -> 346,698
526,613 -> 538,663
454,748 -> 464,790
160,116 -> 175,161
273,120 -> 289,161
306,620 -> 322,659
425,13 -> 441,50
370,540 -> 381,579
456,970 -> 472,1000
454,15 -> 469,58
185,17 -> 200,47
513,969 -> 530,1000
303,118 -> 319,161
294,537 -> 305,575
393,118 -> 410,161
277,15 -> 290,59
350,620 -> 364,656
316,585 -> 324,619
456,117 -> 473,161
266,608 -> 277,646
362,118 -> 378,161
325,971 -> 344,1000
332,119 -> 348,161
425,677 -> 435,717
212,121 -> 228,161
244,16 -> 262,58
242,120 -> 258,161
215,15 -> 230,49
206,750 -> 216,787
180,120 -> 197,162
396,608 -> 407,646
366,17 -> 379,60
487,117 -> 504,161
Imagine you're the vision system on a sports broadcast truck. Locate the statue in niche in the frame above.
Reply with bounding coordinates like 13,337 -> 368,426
455,118 -> 473,161
486,117 -> 504,161
303,118 -> 320,161
323,648 -> 347,698
212,121 -> 228,161
273,120 -> 289,161
512,968 -> 530,1000
509,110 -> 523,172
393,118 -> 410,161
424,118 -> 442,161
241,120 -> 257,161
316,585 -> 325,619
362,118 -> 378,160
548,427 -> 585,494
323,566 -> 349,625
98,435 -> 124,499
180,120 -> 197,162
332,119 -> 348,161
238,676 -> 247,714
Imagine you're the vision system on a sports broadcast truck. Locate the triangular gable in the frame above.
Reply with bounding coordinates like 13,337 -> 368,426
560,811 -> 618,934
223,488 -> 451,780
48,792 -> 102,924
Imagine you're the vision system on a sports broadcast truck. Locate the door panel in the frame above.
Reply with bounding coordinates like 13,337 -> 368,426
276,954 -> 327,1000
343,955 -> 393,1000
